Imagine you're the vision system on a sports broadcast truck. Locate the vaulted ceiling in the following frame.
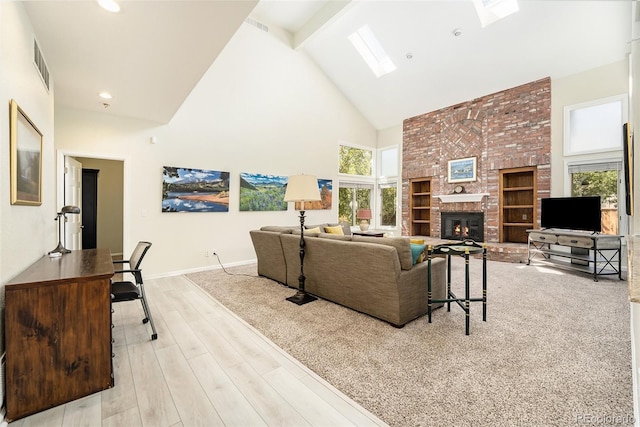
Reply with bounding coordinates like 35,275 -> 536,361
23,1 -> 632,129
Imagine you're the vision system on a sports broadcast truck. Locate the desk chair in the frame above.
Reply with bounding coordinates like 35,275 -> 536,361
112,241 -> 157,340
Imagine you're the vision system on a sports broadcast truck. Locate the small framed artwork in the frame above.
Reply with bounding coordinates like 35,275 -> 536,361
10,99 -> 43,205
448,157 -> 477,183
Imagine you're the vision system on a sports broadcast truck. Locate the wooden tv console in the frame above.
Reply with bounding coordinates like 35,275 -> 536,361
526,229 -> 623,282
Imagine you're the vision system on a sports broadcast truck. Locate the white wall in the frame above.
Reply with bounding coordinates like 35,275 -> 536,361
377,124 -> 402,150
0,2 -> 56,351
55,23 -> 376,277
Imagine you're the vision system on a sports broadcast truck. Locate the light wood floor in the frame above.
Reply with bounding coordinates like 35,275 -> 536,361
9,275 -> 386,427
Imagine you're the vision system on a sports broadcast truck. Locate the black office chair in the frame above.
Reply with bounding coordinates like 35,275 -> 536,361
112,241 -> 157,340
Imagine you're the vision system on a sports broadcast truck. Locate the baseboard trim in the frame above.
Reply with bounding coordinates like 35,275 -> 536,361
146,258 -> 256,280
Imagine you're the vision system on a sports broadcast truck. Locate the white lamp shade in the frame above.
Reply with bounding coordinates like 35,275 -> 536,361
284,175 -> 321,206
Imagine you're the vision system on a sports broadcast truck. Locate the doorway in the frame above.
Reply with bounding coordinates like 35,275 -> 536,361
59,153 -> 125,257
82,169 -> 99,249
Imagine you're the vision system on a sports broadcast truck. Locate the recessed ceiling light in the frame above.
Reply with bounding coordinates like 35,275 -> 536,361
348,25 -> 396,78
99,92 -> 112,99
452,28 -> 463,37
406,53 -> 413,60
97,0 -> 120,13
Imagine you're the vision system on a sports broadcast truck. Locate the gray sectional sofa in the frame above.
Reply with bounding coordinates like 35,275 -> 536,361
250,224 -> 446,327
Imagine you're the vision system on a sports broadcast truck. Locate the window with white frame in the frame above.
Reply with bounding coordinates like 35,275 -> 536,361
564,94 -> 629,235
338,144 -> 399,229
378,146 -> 399,228
338,144 -> 374,226
564,95 -> 627,156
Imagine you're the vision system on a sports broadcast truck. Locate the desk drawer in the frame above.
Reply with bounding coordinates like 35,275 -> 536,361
529,232 -> 557,244
557,235 -> 594,249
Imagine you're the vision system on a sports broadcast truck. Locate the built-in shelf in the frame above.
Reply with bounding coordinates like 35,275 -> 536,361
409,178 -> 431,236
435,193 -> 489,203
499,167 -> 537,243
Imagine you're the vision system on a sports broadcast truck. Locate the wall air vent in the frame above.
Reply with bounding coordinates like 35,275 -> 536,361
245,17 -> 269,33
33,38 -> 50,92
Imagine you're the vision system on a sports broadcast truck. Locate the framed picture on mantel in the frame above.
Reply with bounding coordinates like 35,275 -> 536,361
448,157 -> 477,183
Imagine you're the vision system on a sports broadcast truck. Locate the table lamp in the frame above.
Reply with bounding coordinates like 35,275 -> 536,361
283,174 -> 321,305
357,208 -> 372,231
49,205 -> 80,255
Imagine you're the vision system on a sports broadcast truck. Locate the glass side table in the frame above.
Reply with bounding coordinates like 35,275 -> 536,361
427,240 -> 487,335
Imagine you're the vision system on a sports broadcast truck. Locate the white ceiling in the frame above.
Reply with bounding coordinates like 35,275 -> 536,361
23,1 -> 632,129
22,0 -> 258,124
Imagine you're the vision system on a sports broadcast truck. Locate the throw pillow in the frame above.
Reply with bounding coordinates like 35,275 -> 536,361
410,243 -> 427,265
411,238 -> 426,263
324,225 -> 344,235
305,226 -> 321,234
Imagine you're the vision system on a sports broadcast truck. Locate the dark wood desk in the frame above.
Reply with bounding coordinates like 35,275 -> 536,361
5,249 -> 114,421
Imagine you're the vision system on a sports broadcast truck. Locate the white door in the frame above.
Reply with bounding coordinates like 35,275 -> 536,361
64,156 -> 83,250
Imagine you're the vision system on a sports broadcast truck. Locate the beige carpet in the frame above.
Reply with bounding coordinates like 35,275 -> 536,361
187,260 -> 633,427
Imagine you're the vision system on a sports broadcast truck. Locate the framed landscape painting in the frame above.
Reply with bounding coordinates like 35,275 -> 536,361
239,172 -> 287,211
295,178 -> 333,210
448,157 -> 477,183
162,166 -> 230,212
10,99 -> 43,205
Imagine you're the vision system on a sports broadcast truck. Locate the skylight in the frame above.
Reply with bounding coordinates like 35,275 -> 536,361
473,0 -> 519,27
348,25 -> 396,78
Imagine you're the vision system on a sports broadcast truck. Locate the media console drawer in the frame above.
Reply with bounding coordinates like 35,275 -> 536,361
557,235 -> 594,249
528,231 -> 557,244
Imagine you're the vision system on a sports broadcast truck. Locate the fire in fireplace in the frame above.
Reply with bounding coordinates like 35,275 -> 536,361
441,212 -> 484,242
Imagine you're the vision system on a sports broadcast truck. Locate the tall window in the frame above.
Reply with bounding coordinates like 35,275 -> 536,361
379,184 -> 397,227
338,144 -> 399,229
338,184 -> 373,225
338,144 -> 374,226
339,145 -> 373,176
378,146 -> 399,228
564,95 -> 628,235
569,162 -> 621,235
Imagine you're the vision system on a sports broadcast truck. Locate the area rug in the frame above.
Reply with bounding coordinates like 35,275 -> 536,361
187,260 -> 634,427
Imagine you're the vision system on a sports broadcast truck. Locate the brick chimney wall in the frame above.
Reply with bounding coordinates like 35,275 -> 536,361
402,77 -> 552,242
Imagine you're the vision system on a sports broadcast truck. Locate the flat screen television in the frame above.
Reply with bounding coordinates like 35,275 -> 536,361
540,196 -> 602,233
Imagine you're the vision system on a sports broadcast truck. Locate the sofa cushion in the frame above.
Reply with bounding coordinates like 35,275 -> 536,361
318,233 -> 352,241
306,226 -> 322,234
260,226 -> 294,233
339,221 -> 352,236
352,235 -> 413,270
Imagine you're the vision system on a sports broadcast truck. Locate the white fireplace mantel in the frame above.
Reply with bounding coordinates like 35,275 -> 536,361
435,193 -> 489,203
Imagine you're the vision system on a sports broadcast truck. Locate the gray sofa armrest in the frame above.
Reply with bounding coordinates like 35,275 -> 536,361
396,258 -> 446,325
250,230 -> 287,284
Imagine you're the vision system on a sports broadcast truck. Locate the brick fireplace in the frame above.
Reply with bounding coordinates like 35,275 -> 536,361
401,77 -> 552,244
441,212 -> 484,242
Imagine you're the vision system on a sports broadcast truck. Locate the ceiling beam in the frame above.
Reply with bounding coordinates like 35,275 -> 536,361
293,0 -> 352,50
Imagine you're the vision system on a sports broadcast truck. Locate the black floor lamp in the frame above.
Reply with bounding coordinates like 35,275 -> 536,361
283,174 -> 321,305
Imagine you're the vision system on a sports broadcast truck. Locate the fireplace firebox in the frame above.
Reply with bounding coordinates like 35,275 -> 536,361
441,212 -> 484,242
